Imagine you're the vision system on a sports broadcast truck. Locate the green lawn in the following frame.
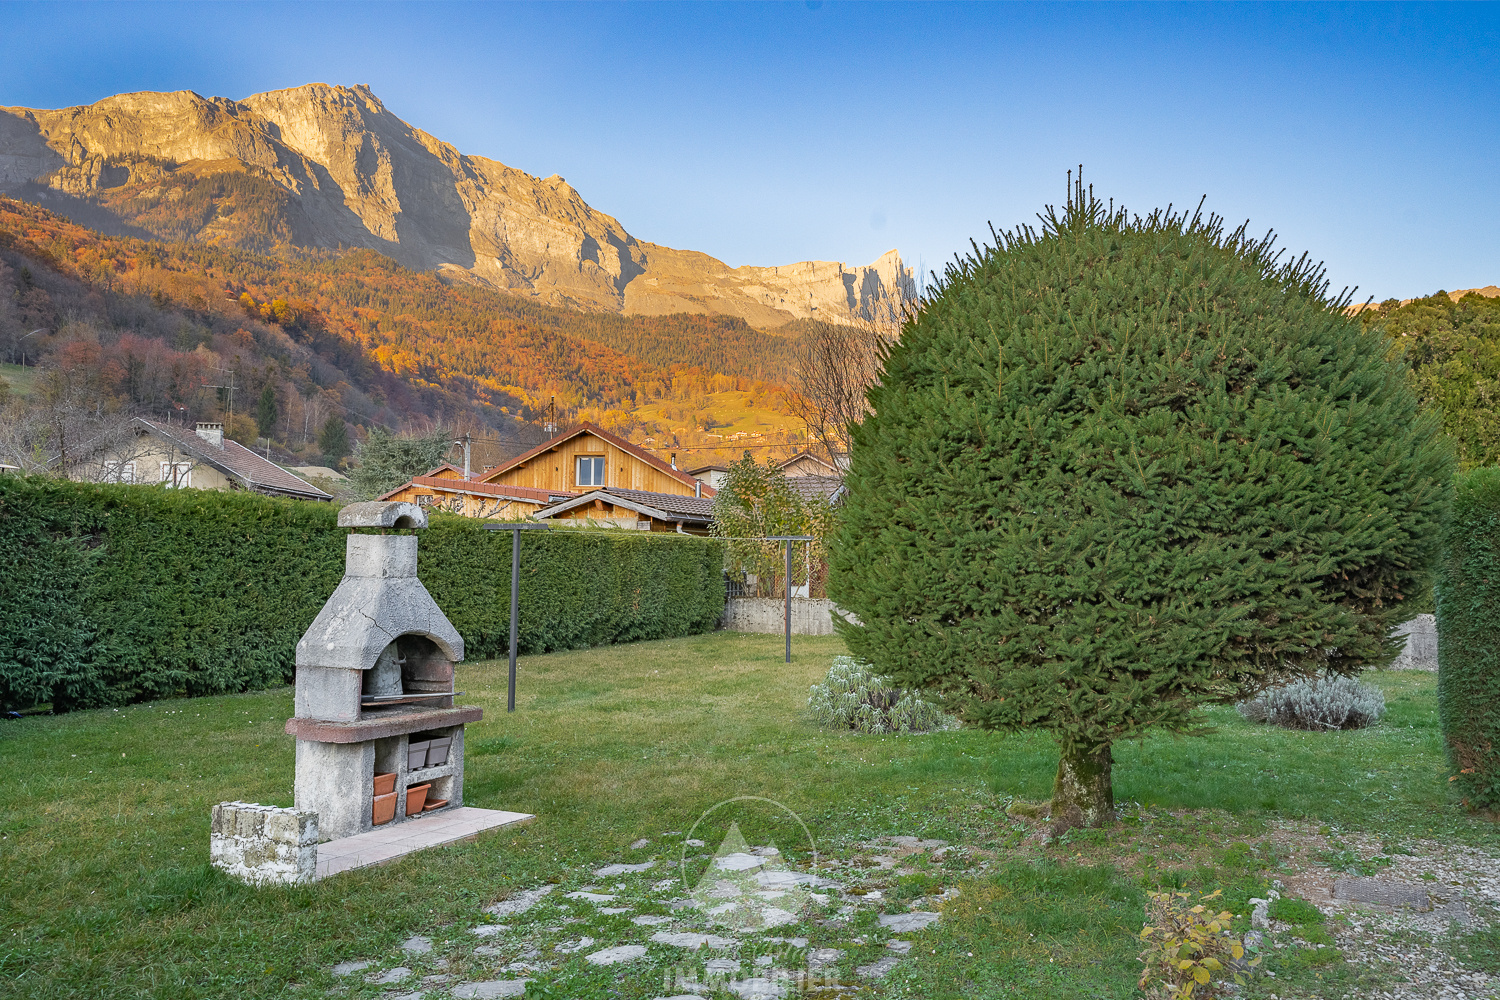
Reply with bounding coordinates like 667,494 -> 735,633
0,363 -> 37,400
0,632 -> 1486,1000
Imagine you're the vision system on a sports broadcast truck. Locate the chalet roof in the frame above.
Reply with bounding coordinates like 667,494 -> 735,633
533,486 -> 716,526
776,449 -> 846,476
423,463 -> 482,481
787,474 -> 846,506
135,418 -> 331,501
686,463 -> 729,475
479,421 -> 715,497
379,476 -> 570,505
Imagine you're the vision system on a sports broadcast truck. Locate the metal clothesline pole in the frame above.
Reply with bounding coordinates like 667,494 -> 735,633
765,535 -> 814,663
483,522 -> 551,711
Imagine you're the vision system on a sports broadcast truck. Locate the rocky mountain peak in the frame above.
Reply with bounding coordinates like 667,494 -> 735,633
0,84 -> 911,327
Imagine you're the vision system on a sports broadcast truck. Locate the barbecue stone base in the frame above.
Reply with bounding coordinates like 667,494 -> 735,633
296,739 -> 374,841
211,802 -> 318,885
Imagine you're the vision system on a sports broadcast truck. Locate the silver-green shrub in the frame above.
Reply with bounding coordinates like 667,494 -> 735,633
1237,673 -> 1386,730
808,656 -> 957,734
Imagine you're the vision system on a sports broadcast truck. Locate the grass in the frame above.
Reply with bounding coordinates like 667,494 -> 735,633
0,632 -> 1489,1000
0,363 -> 37,400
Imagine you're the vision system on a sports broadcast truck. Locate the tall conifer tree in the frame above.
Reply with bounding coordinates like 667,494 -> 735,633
830,176 -> 1453,831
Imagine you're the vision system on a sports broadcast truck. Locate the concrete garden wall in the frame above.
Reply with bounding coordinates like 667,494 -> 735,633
719,598 -> 856,636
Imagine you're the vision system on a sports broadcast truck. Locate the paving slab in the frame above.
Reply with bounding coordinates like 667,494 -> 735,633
315,807 -> 534,878
596,861 -> 656,876
452,980 -> 530,999
877,911 -> 941,932
486,885 -> 553,917
649,931 -> 737,949
856,954 -> 902,979
585,944 -> 647,965
1331,877 -> 1432,911
727,978 -> 787,1000
369,966 -> 412,983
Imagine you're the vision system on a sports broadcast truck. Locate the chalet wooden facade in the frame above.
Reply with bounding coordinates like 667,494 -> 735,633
479,422 -> 715,498
379,475 -> 561,520
379,424 -> 716,526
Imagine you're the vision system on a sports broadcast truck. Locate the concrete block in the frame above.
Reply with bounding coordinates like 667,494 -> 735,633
296,739 -> 374,841
346,533 -> 419,579
293,665 -> 363,721
338,500 -> 427,529
211,802 -> 318,885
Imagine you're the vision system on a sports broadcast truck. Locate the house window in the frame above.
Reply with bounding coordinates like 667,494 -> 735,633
576,455 -> 606,487
104,460 -> 136,484
160,462 -> 192,488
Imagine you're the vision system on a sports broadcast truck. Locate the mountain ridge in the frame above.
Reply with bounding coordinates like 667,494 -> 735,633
0,83 -> 913,328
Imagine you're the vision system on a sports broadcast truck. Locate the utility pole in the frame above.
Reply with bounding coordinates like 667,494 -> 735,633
205,366 -> 237,425
545,396 -> 557,438
18,329 -> 45,368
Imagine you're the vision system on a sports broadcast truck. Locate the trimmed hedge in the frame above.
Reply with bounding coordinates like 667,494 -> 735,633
0,476 -> 724,711
1436,467 -> 1500,808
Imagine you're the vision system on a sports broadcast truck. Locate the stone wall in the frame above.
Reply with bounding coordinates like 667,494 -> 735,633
210,802 -> 318,885
719,598 -> 855,636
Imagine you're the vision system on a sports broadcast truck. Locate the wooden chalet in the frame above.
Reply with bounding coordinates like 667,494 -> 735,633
777,450 -> 846,478
379,475 -> 564,520
479,422 -> 715,498
379,423 -> 716,526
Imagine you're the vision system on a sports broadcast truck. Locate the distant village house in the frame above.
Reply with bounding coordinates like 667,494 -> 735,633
81,418 -> 332,502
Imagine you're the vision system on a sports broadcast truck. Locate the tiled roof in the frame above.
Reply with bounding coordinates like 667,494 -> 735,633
479,422 -> 716,497
787,475 -> 846,506
382,476 -> 570,504
135,418 -> 331,500
601,487 -> 715,520
534,486 -> 716,525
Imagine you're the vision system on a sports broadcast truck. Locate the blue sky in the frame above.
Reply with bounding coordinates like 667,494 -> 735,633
2,1 -> 1496,300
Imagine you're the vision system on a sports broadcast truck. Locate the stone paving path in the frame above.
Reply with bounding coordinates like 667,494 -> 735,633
323,831 -> 966,998
323,822 -> 1500,998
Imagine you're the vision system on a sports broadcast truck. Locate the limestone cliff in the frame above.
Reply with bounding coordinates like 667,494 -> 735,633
0,84 -> 912,327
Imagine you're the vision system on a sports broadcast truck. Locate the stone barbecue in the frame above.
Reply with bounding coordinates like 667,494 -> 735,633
284,500 -> 481,840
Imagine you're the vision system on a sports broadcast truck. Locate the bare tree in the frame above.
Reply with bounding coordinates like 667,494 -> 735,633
0,360 -> 139,478
790,311 -> 904,467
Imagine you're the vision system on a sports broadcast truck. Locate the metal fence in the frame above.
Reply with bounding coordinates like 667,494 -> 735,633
719,535 -> 828,599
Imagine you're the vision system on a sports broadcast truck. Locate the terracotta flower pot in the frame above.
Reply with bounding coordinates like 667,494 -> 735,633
405,783 -> 432,816
407,740 -> 431,770
426,736 -> 452,767
373,772 -> 396,797
372,791 -> 397,826
422,797 -> 449,812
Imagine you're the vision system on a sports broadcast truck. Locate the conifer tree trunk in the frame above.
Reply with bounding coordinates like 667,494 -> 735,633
1050,741 -> 1114,835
